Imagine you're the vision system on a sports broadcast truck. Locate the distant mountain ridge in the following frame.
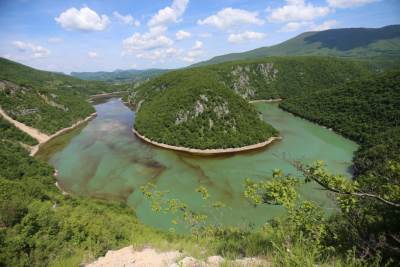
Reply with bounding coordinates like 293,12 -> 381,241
71,68 -> 170,84
192,25 -> 400,67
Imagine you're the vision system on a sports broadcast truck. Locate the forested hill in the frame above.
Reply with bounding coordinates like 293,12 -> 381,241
280,70 -> 400,177
0,58 -> 112,134
128,56 -> 370,149
193,25 -> 400,67
134,68 -> 278,149
71,68 -> 170,84
129,56 -> 370,105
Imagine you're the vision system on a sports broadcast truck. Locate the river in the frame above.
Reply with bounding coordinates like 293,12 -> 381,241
37,97 -> 358,232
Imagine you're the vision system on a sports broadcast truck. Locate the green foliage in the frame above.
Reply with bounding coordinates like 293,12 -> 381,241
0,117 -> 37,145
280,70 -> 400,176
243,161 -> 400,265
140,183 -> 210,232
0,129 -> 198,266
0,58 -> 99,134
0,140 -> 53,180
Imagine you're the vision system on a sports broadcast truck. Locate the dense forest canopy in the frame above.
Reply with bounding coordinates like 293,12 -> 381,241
280,70 -> 400,176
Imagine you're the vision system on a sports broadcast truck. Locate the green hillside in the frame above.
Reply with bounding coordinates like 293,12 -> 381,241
0,124 -> 197,266
0,117 -> 38,146
280,70 -> 400,176
71,68 -> 170,84
129,56 -> 370,149
193,25 -> 400,67
0,58 -> 116,134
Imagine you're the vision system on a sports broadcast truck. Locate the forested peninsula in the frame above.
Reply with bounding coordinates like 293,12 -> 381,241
127,56 -> 370,150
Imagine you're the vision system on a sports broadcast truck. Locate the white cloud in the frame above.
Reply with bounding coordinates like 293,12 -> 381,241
136,47 -> 179,61
327,0 -> 377,8
181,50 -> 204,63
148,0 -> 189,27
192,40 -> 203,49
122,27 -> 174,54
280,21 -> 309,32
228,31 -> 266,43
176,30 -> 191,40
198,8 -> 264,30
179,41 -> 204,63
55,7 -> 110,31
113,11 -> 140,27
181,56 -> 195,63
268,0 -> 330,23
310,20 -> 337,31
48,37 -> 63,44
12,41 -> 50,58
87,51 -> 98,58
198,32 -> 212,38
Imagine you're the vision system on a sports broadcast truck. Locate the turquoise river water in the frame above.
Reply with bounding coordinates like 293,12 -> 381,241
40,98 -> 358,232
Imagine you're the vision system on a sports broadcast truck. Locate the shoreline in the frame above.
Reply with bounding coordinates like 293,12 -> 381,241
132,128 -> 282,155
248,98 -> 282,103
88,91 -> 127,102
0,107 -> 96,156
31,112 -> 97,156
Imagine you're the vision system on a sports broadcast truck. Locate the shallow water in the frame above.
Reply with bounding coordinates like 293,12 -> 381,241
42,98 -> 358,232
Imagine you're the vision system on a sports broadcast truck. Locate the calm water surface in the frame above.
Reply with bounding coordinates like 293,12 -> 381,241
42,98 -> 358,231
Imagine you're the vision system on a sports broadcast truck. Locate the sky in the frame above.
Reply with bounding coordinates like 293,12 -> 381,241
0,0 -> 399,73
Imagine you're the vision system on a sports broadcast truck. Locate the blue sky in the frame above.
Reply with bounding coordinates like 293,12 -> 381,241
0,0 -> 399,73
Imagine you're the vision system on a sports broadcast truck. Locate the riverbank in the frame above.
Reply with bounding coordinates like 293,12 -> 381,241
249,98 -> 282,103
132,128 -> 281,155
0,107 -> 96,156
88,91 -> 127,102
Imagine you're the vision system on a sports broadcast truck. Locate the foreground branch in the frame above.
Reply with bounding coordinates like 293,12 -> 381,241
293,161 -> 400,208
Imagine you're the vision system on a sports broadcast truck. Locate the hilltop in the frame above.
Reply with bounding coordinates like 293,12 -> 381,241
193,25 -> 400,67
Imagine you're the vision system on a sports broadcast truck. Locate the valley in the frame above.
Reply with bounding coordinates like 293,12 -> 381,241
0,15 -> 399,266
36,97 -> 357,232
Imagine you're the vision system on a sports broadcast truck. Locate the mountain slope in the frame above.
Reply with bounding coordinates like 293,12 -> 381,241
193,25 -> 400,67
129,56 -> 370,105
71,68 -> 170,84
0,58 -> 102,134
280,70 -> 400,176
